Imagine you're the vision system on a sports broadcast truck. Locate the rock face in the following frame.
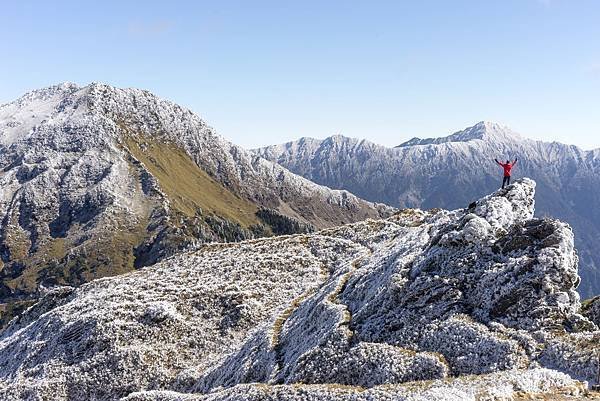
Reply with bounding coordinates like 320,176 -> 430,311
0,83 -> 392,326
255,121 -> 600,298
0,179 -> 597,400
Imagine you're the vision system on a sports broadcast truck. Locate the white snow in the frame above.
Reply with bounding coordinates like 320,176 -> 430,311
0,82 -> 82,146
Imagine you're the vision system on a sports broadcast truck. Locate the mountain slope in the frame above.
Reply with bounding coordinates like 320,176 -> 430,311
0,83 -> 392,327
0,179 -> 597,400
256,121 -> 600,298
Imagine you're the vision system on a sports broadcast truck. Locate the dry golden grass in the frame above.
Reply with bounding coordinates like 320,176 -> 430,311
270,290 -> 317,347
3,224 -> 31,265
123,134 -> 260,228
582,296 -> 599,311
0,299 -> 36,327
512,389 -> 600,400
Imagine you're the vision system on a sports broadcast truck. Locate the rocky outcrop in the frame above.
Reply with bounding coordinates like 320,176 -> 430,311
0,179 -> 597,400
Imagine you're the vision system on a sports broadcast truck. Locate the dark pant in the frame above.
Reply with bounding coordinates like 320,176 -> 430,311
502,176 -> 511,188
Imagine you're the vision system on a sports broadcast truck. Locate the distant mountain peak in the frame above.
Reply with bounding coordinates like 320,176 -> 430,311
397,121 -> 522,147
472,120 -> 522,139
322,134 -> 361,146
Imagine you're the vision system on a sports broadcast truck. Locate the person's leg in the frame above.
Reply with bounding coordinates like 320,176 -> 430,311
502,176 -> 507,188
507,176 -> 511,186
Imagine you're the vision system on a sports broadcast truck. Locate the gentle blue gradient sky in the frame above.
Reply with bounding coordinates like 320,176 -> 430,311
1,0 -> 599,149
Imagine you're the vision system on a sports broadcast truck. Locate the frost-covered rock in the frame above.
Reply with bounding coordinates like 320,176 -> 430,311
538,331 -> 600,385
287,342 -> 448,387
418,315 -> 528,375
143,301 -> 183,324
0,179 -> 598,400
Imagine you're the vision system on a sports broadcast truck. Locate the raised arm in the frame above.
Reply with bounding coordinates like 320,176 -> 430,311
494,158 -> 503,166
513,158 -> 518,165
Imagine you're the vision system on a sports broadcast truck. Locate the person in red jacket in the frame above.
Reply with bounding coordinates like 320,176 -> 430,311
495,158 -> 518,188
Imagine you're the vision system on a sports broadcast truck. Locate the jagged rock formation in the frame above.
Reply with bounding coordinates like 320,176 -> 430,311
0,179 -> 598,400
255,121 -> 600,298
0,83 -> 392,326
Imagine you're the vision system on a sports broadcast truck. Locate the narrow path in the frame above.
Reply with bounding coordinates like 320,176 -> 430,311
269,216 -> 431,375
269,235 -> 373,382
269,235 -> 330,350
325,251 -> 372,340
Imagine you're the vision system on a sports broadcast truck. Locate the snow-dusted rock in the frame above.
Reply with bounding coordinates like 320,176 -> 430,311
0,179 -> 597,400
418,315 -> 528,375
538,331 -> 600,385
287,342 -> 448,387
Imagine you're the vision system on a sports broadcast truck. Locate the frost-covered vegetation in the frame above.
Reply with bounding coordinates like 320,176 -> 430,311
0,179 -> 598,400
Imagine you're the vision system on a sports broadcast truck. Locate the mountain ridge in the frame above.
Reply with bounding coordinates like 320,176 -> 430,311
397,121 -> 523,147
0,82 -> 393,327
255,122 -> 600,298
262,121 -> 589,154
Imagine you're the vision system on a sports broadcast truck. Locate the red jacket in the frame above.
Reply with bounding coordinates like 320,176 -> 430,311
496,160 -> 517,177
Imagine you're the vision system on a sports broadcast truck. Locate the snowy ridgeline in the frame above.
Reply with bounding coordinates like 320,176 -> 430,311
255,121 -> 600,298
0,82 -> 392,230
0,178 -> 598,400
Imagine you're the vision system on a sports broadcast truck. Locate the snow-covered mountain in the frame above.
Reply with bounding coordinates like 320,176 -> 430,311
256,121 -> 600,298
0,179 -> 598,400
0,83 -> 392,327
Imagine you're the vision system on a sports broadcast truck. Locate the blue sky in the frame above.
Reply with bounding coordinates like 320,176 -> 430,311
1,0 -> 599,149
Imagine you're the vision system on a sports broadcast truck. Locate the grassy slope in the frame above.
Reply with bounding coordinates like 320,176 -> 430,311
123,134 -> 260,228
1,133 -> 268,328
